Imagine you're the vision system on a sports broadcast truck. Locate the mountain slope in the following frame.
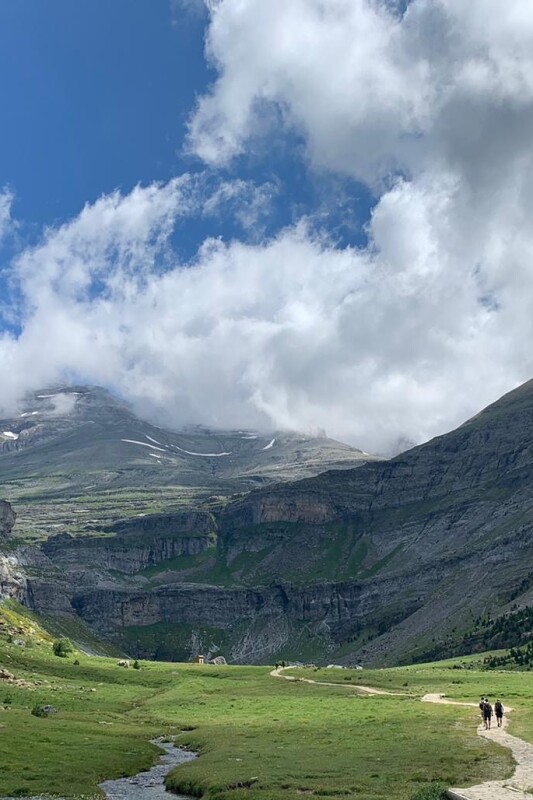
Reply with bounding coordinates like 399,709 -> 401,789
4,380 -> 533,665
0,386 -> 376,538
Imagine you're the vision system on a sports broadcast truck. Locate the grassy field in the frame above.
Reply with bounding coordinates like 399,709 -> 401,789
0,602 -> 529,800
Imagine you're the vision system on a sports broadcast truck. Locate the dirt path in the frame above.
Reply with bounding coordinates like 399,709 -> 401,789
422,694 -> 533,800
271,668 -> 533,799
269,666 -> 397,695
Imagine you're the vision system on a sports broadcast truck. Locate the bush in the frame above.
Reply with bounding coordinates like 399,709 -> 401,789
133,660 -> 141,670
3,695 -> 12,705
31,705 -> 49,718
52,638 -> 74,658
73,659 -> 80,665
410,784 -> 448,800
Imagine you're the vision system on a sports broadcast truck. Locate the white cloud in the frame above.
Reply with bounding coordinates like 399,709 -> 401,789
187,0 -> 533,184
0,168 -> 530,454
2,1 -> 533,453
0,189 -> 14,243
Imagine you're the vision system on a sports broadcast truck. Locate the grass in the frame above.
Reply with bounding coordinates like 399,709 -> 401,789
0,601 -> 528,800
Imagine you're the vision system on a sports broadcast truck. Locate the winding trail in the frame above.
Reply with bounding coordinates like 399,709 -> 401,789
269,665 -> 397,695
271,667 -> 533,800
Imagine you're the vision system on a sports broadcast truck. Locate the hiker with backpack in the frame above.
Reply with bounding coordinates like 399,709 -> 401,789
482,698 -> 493,730
495,699 -> 504,727
479,696 -> 485,720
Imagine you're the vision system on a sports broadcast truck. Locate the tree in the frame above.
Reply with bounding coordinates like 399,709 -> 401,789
52,638 -> 74,658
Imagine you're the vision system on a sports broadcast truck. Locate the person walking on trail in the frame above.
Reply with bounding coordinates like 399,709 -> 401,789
483,698 -> 493,730
495,699 -> 504,728
479,696 -> 485,720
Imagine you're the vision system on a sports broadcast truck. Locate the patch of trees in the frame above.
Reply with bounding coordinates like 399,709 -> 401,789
463,606 -> 533,652
484,641 -> 533,670
409,606 -> 533,665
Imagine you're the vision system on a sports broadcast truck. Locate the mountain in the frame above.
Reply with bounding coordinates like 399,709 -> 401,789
0,386 -> 376,539
2,380 -> 533,666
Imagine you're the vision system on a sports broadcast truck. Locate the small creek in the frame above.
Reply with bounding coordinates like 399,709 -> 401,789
100,739 -> 197,800
0,738 -> 196,800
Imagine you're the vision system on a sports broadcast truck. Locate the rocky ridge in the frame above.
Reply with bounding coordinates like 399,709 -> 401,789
2,380 -> 533,665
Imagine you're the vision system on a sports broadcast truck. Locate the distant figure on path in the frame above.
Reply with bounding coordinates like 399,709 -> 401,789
483,698 -> 493,730
495,699 -> 504,727
479,696 -> 485,720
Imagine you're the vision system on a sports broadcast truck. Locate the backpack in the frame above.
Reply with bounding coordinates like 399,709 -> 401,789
495,701 -> 503,715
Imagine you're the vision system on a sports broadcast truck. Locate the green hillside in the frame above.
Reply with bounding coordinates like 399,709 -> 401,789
1,599 -> 531,800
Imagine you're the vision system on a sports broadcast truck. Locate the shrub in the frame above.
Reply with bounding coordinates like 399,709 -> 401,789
410,784 -> 448,800
52,638 -> 74,658
3,695 -> 12,705
31,705 -> 49,718
73,659 -> 80,665
133,660 -> 141,670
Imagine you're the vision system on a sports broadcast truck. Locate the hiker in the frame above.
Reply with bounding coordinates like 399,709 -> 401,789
483,698 -> 493,730
479,696 -> 485,720
495,699 -> 504,728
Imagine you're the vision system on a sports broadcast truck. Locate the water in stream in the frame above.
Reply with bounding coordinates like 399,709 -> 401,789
100,740 -> 196,800
0,739 -> 196,800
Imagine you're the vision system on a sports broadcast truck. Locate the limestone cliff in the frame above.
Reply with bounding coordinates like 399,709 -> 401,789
0,501 -> 16,538
7,380 -> 533,665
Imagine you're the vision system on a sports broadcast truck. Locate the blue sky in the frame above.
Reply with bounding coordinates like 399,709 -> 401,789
0,0 -> 532,452
0,1 -> 206,232
0,0 -> 372,258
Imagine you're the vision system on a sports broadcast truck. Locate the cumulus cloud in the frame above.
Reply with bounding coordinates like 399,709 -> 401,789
0,189 -> 14,243
0,169 -> 529,454
2,1 -> 533,453
187,0 -> 533,182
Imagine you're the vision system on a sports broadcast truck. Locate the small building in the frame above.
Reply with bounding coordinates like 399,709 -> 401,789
195,654 -> 205,664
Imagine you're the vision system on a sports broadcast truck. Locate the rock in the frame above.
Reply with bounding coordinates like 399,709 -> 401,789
31,704 -> 58,717
0,501 -> 16,538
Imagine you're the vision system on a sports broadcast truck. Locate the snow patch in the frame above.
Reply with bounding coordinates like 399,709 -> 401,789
20,411 -> 40,417
37,392 -> 82,398
172,444 -> 232,457
262,438 -> 276,450
145,434 -> 163,446
121,439 -> 167,452
2,431 -> 18,440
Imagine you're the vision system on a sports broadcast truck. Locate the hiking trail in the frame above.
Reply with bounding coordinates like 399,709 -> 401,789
271,667 -> 533,800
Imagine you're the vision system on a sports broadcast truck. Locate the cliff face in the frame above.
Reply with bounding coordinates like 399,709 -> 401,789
0,501 -> 16,538
42,510 -> 216,574
0,556 -> 26,602
10,380 -> 533,665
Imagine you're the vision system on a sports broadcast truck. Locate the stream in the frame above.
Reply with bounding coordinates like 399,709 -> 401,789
0,739 -> 196,800
99,739 -> 197,800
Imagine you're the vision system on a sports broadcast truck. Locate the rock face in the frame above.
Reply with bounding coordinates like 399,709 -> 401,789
41,511 -> 216,574
8,379 -> 533,665
0,501 -> 16,538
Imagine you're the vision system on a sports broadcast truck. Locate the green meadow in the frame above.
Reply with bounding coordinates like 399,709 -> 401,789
0,602 -> 529,800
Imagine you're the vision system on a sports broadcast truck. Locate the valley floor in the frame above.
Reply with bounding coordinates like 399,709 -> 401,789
1,602 -> 531,800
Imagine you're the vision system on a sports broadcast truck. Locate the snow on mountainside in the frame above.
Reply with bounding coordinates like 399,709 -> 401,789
0,386 -> 380,537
